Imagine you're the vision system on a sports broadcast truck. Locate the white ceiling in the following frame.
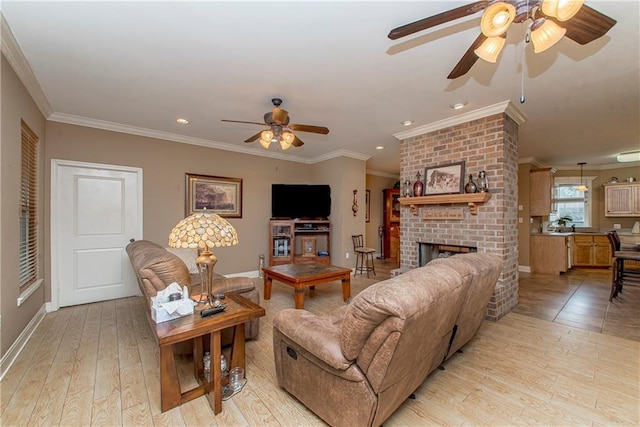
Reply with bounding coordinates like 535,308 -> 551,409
2,1 -> 639,176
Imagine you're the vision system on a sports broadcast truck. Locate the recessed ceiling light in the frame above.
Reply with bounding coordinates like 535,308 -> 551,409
176,118 -> 189,124
617,151 -> 640,162
376,146 -> 385,150
450,102 -> 468,110
401,120 -> 414,126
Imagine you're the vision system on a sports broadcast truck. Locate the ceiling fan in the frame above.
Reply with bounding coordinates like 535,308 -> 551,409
221,98 -> 329,150
388,0 -> 617,79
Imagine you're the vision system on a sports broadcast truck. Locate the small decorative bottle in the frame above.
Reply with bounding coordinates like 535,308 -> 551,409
258,254 -> 265,278
221,354 -> 228,379
413,172 -> 424,197
203,351 -> 211,382
464,174 -> 477,193
477,171 -> 489,193
403,180 -> 413,197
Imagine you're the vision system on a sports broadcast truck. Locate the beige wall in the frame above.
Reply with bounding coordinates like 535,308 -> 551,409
1,54 -> 47,355
311,156 -> 366,265
365,174 -> 398,254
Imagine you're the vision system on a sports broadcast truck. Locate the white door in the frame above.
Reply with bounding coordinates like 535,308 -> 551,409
52,160 -> 143,308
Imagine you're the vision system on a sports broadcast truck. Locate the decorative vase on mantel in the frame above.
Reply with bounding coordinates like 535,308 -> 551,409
464,174 -> 477,193
413,172 -> 424,197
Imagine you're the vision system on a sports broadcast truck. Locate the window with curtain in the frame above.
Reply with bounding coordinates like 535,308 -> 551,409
20,120 -> 39,292
550,177 -> 592,227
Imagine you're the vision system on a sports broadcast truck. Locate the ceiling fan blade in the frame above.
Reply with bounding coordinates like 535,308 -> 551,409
222,119 -> 266,126
388,1 -> 489,40
447,33 -> 486,79
292,135 -> 304,147
272,107 -> 289,125
244,131 -> 263,143
553,4 -> 617,45
289,124 -> 330,134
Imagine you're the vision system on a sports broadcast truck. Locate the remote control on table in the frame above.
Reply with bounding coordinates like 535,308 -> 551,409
200,305 -> 226,318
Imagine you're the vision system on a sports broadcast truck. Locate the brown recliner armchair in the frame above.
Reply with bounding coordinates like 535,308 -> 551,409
126,239 -> 260,339
273,252 -> 502,427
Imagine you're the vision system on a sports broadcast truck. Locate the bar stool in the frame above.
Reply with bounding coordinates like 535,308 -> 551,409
606,232 -> 640,301
352,235 -> 376,278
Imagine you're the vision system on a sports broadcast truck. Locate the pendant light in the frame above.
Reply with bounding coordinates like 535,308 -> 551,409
576,162 -> 588,192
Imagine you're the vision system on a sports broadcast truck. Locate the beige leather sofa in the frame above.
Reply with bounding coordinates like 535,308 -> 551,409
273,252 -> 502,427
126,239 -> 260,339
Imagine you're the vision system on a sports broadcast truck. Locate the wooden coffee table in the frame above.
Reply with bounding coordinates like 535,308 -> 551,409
150,292 -> 265,414
263,262 -> 351,309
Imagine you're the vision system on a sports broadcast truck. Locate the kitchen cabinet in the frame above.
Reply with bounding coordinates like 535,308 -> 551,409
530,168 -> 556,216
604,183 -> 640,217
572,234 -> 611,267
530,234 -> 568,274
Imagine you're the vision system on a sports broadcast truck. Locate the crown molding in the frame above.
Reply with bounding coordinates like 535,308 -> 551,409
1,14 -> 53,118
552,162 -> 640,171
518,157 -> 546,168
366,170 -> 400,179
312,149 -> 370,163
393,100 -> 527,141
48,112 -> 369,165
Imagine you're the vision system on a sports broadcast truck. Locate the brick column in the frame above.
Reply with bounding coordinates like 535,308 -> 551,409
397,103 -> 523,321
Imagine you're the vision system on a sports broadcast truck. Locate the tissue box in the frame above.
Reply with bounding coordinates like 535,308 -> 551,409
150,282 -> 195,323
150,296 -> 194,323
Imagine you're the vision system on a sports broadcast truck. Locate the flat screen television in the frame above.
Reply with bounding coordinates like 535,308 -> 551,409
271,184 -> 331,219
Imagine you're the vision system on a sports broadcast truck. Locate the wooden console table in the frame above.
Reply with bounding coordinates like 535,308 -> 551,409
150,292 -> 265,414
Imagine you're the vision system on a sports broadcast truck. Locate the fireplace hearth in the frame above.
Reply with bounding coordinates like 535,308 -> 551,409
418,242 -> 477,267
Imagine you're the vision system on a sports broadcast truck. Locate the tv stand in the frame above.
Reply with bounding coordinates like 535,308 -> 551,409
268,219 -> 331,266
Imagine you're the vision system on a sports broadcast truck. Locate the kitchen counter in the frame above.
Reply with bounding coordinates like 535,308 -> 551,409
532,232 -> 606,236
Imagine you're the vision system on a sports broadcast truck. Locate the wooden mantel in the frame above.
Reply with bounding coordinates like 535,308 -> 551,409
398,193 -> 492,216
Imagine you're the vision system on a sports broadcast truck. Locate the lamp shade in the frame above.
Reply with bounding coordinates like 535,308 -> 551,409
168,211 -> 238,250
260,129 -> 274,149
541,0 -> 584,21
480,2 -> 516,37
280,131 -> 295,150
531,19 -> 566,53
474,35 -> 506,63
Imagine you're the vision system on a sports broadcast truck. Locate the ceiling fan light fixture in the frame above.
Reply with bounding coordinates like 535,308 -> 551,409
280,131 -> 295,150
260,129 -> 274,149
474,35 -> 506,63
541,0 -> 584,21
530,18 -> 566,53
480,2 -> 516,37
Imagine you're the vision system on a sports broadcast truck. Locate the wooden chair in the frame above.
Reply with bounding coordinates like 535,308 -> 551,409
606,232 -> 640,301
352,234 -> 376,278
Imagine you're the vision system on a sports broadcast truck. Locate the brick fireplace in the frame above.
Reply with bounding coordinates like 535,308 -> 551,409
395,102 -> 524,321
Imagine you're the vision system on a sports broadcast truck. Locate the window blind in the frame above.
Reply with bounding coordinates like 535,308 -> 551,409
19,120 -> 39,291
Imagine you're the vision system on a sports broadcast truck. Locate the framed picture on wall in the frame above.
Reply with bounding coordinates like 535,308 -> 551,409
424,161 -> 465,195
186,173 -> 242,217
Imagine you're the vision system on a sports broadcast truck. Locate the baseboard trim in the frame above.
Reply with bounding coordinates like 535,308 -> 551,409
0,304 -> 47,381
519,265 -> 531,273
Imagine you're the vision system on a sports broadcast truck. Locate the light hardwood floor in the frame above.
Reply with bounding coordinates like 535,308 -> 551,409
2,261 -> 638,426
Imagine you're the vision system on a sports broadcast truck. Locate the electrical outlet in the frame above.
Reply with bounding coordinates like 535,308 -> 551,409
518,204 -> 523,211
613,224 -> 621,229
345,252 -> 350,259
518,217 -> 523,223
